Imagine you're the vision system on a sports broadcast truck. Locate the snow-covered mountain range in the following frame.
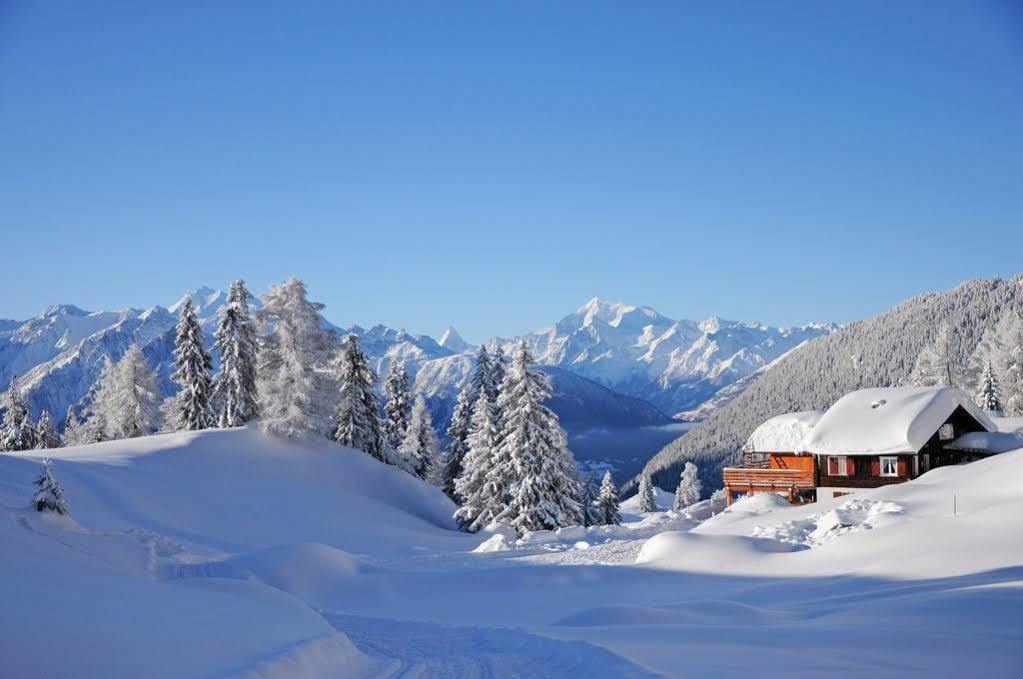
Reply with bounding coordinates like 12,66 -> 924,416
510,297 -> 833,417
0,288 -> 832,435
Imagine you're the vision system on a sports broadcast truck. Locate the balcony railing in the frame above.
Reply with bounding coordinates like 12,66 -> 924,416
722,467 -> 815,489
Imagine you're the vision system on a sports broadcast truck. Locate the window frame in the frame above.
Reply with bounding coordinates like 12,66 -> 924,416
879,456 -> 899,477
827,455 -> 849,477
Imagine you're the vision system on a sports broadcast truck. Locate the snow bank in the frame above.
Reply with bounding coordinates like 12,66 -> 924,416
18,425 -> 462,557
619,484 -> 674,515
641,448 -> 1023,579
0,427 -> 470,678
751,498 -> 903,548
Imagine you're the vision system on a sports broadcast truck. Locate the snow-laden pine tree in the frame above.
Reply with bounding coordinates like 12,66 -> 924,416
471,345 -> 497,403
494,342 -> 582,533
1004,321 -> 1023,417
440,388 -> 473,498
382,361 -> 412,451
974,360 -> 1002,413
597,470 -> 621,525
61,406 -> 90,447
441,345 -> 501,498
1,376 -> 37,451
33,458 -> 69,515
453,391 -> 505,531
398,395 -> 439,480
168,297 -> 215,431
212,279 -> 259,428
638,475 -> 658,513
89,345 -> 162,440
491,345 -> 508,396
967,310 -> 1023,417
579,471 -> 602,527
332,333 -> 386,461
908,324 -> 961,388
672,462 -> 701,511
35,410 -> 61,449
256,278 -> 338,439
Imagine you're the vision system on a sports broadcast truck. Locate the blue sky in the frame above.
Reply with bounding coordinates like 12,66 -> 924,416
2,2 -> 1021,341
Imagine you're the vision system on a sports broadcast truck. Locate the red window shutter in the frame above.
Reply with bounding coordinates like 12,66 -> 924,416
898,459 -> 908,476
846,458 -> 856,476
871,458 -> 880,476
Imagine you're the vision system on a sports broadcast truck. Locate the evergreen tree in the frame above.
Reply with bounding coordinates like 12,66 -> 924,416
83,357 -> 113,443
908,324 -> 961,388
89,345 -> 162,440
596,470 -> 621,525
453,390 -> 504,531
441,388 -> 473,497
33,458 -> 69,515
974,360 -> 1002,413
382,360 -> 412,451
638,474 -> 658,513
398,395 -> 439,480
35,410 -> 61,449
995,312 -> 1023,416
491,345 -> 508,395
495,342 -> 582,533
61,406 -> 90,447
256,278 -> 338,439
1,376 -> 37,451
212,279 -> 259,427
579,471 -> 602,527
442,345 -> 501,497
673,462 -> 702,511
169,297 -> 215,431
471,345 -> 497,403
332,333 -> 386,461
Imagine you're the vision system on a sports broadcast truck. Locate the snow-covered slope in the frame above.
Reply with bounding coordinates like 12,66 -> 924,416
4,429 -> 1022,677
0,427 -> 465,678
643,447 -> 1023,579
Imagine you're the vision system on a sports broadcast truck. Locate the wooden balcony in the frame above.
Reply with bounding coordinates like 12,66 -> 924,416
722,466 -> 816,505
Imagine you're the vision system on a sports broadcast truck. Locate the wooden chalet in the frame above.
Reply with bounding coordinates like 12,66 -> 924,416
723,387 -> 998,505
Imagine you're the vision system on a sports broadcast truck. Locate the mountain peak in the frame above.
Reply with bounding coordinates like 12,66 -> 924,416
41,304 -> 89,318
699,316 -> 722,334
170,286 -> 225,317
439,325 -> 470,353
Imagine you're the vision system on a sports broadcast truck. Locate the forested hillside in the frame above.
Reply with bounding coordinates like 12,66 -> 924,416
636,275 -> 1023,494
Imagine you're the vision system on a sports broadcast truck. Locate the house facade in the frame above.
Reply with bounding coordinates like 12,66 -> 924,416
723,387 -> 997,505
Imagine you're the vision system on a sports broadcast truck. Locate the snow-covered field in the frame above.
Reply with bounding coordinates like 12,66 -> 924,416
3,427 -> 1022,677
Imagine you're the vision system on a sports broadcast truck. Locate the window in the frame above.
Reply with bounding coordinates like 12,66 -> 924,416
827,456 -> 849,476
880,456 -> 899,477
939,423 -> 955,441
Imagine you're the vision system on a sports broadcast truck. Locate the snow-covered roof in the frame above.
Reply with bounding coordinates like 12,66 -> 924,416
742,410 -> 824,453
800,387 -> 995,456
991,416 -> 1023,433
946,430 -> 1023,454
